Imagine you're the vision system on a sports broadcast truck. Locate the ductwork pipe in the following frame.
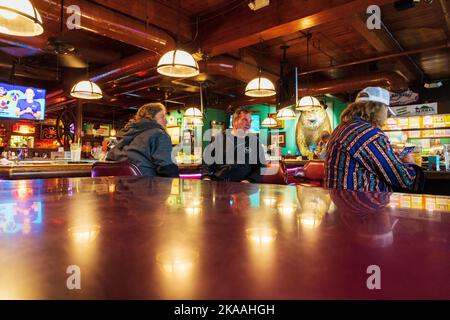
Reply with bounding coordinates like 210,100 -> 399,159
228,72 -> 408,107
33,0 -> 175,54
298,72 -> 408,96
200,57 -> 278,83
103,56 -> 279,98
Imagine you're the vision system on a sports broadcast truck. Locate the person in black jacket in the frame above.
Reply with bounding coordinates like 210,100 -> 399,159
203,107 -> 266,183
107,103 -> 179,177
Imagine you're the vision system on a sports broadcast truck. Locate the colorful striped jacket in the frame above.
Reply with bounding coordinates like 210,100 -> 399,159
324,117 -> 420,192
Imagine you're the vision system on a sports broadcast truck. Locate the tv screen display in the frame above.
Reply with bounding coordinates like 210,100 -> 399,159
0,83 -> 46,121
229,114 -> 260,133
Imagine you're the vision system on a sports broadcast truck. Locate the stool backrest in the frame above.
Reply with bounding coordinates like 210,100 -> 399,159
91,161 -> 143,177
303,160 -> 325,181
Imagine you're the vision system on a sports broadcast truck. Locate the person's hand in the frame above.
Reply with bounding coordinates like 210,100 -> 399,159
241,180 -> 250,183
26,107 -> 32,113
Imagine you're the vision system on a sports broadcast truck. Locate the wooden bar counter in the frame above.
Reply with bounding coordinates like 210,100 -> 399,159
0,176 -> 449,299
0,160 -> 94,180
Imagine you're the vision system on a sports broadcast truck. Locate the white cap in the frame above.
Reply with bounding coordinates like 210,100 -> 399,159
355,87 -> 390,105
355,87 -> 396,116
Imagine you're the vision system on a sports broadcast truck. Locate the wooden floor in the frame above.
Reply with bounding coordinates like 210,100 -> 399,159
0,177 -> 449,299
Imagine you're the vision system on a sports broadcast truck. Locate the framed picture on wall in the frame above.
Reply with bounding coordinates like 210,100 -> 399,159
166,126 -> 181,145
268,113 -> 284,129
269,131 -> 286,147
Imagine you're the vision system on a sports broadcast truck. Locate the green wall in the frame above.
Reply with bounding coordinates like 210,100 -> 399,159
167,98 -> 348,156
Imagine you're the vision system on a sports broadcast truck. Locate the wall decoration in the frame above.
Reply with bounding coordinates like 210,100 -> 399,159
390,102 -> 438,117
40,125 -> 58,139
269,131 -> 286,147
296,107 -> 331,156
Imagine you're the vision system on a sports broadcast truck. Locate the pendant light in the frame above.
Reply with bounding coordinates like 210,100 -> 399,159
261,104 -> 277,128
156,0 -> 199,78
157,49 -> 199,78
276,107 -> 296,120
70,80 -> 103,100
0,0 -> 43,37
184,107 -> 202,118
296,33 -> 322,111
261,117 -> 278,128
110,111 -> 116,137
245,40 -> 276,97
245,74 -> 276,97
296,96 -> 322,111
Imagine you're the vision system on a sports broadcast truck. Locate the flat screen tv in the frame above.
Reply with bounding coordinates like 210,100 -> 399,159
0,83 -> 46,121
229,114 -> 260,133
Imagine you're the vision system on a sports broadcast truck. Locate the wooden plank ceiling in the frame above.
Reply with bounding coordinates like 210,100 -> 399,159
0,0 -> 449,121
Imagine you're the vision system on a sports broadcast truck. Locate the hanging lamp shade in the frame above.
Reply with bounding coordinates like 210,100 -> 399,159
261,117 -> 278,128
184,107 -> 202,118
187,117 -> 203,127
276,108 -> 296,120
110,128 -> 117,137
157,49 -> 200,78
245,77 -> 276,97
0,0 -> 43,37
296,96 -> 322,111
70,80 -> 103,100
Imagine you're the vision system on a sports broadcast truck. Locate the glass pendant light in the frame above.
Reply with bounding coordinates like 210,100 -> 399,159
156,0 -> 199,78
276,107 -> 296,120
296,96 -> 322,111
184,107 -> 202,118
110,111 -> 116,137
245,75 -> 276,97
261,117 -> 278,128
186,117 -> 203,127
157,49 -> 200,78
70,80 -> 103,100
297,33 -> 322,111
0,0 -> 43,37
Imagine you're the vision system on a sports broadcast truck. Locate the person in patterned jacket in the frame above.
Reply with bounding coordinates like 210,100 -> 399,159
325,87 -> 424,192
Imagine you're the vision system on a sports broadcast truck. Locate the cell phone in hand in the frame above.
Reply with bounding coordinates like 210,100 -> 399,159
399,146 -> 415,159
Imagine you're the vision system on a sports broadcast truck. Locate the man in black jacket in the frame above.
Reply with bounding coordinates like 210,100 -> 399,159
203,107 -> 266,183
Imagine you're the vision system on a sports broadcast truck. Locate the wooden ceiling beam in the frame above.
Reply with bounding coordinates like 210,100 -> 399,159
200,0 -> 398,56
349,14 -> 421,81
89,0 -> 193,41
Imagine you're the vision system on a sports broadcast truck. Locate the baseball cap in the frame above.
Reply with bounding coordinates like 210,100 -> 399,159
355,87 -> 396,116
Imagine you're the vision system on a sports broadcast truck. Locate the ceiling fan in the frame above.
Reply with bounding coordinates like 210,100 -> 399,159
44,0 -> 87,69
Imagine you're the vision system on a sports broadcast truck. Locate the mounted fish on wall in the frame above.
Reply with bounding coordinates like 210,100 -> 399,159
296,107 -> 331,156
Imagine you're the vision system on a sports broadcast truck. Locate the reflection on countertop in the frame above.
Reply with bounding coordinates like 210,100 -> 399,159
0,177 -> 449,299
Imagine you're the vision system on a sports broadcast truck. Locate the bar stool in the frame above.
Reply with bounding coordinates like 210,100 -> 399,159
294,160 -> 325,187
91,161 -> 143,177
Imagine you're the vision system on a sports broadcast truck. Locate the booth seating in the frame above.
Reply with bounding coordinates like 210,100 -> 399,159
293,160 -> 325,187
91,161 -> 142,177
260,161 -> 289,185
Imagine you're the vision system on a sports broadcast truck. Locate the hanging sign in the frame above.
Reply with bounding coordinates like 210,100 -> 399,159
390,102 -> 438,117
390,89 -> 419,106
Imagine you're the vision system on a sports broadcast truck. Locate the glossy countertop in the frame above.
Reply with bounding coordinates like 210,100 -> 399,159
0,177 -> 449,299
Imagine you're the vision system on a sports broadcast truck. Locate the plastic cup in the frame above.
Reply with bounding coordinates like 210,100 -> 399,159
70,143 -> 81,162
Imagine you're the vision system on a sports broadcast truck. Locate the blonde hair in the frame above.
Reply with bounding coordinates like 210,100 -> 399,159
340,101 -> 387,128
133,103 -> 166,122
